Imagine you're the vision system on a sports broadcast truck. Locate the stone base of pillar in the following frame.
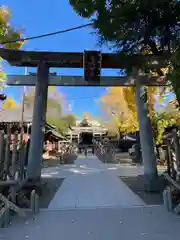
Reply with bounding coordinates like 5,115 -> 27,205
25,177 -> 42,196
26,177 -> 41,186
140,174 -> 166,192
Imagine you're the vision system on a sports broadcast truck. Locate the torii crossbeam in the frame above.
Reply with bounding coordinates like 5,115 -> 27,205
2,48 -> 169,86
6,74 -> 168,86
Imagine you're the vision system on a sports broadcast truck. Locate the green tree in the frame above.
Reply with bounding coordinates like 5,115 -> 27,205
24,87 -> 63,116
48,114 -> 76,135
24,87 -> 76,134
69,0 -> 180,104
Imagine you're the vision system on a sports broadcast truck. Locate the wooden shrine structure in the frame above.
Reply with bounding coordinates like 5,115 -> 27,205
66,118 -> 107,143
0,107 -> 63,152
0,48 -> 170,190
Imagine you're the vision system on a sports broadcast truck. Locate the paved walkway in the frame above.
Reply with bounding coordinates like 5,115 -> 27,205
1,155 -> 180,240
48,155 -> 145,209
41,156 -> 165,179
2,206 -> 180,240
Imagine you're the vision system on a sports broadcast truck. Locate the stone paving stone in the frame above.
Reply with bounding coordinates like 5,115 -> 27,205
1,206 -> 180,240
48,156 -> 145,209
1,156 -> 178,240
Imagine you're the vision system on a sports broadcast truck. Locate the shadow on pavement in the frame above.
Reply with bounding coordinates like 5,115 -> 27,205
120,176 -> 164,205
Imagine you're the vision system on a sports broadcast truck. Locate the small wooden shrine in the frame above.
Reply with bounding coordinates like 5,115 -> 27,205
0,107 -> 64,151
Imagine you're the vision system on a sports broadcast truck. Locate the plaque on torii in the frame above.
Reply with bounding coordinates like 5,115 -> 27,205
83,51 -> 101,84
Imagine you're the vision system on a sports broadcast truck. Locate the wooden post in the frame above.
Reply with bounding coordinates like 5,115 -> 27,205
166,186 -> 173,212
168,142 -> 176,179
30,190 -> 35,211
10,132 -> 18,203
172,128 -> 180,179
0,207 -> 5,228
0,130 -> 5,174
19,143 -> 27,181
4,125 -> 11,180
58,141 -> 60,152
163,188 -> 169,210
34,193 -> 39,213
165,144 -> 171,176
11,132 -> 18,179
18,124 -> 25,181
4,203 -> 10,227
30,190 -> 39,213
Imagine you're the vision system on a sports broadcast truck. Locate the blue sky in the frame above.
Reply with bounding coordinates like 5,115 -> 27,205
2,0 -> 120,118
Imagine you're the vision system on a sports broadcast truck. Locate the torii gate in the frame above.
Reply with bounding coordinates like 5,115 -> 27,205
0,48 -> 169,190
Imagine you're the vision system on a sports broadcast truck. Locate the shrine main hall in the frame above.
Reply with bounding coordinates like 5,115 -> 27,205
66,117 -> 107,143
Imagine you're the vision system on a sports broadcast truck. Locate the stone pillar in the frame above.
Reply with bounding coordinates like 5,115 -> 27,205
134,68 -> 159,191
27,61 -> 49,181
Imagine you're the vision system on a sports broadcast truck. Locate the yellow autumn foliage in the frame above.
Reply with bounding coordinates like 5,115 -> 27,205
0,6 -> 24,89
3,97 -> 18,109
0,6 -> 24,49
100,87 -> 139,133
100,86 -> 180,144
99,46 -> 172,142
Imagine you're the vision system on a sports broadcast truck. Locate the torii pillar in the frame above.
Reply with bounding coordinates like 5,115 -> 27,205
27,61 -> 49,181
134,68 -> 162,191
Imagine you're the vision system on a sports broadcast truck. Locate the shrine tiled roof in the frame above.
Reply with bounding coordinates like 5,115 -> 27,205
0,107 -> 64,139
0,107 -> 33,123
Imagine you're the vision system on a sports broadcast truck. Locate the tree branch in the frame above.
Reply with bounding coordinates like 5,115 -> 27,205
145,38 -> 164,76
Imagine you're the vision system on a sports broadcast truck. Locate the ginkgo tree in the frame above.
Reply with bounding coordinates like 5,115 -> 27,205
99,86 -> 180,144
3,97 -> 18,109
100,87 -> 138,134
0,6 -> 24,89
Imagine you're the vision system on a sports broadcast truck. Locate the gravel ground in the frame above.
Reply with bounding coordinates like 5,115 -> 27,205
43,154 -> 77,168
120,176 -> 164,205
28,155 -> 77,208
39,178 -> 65,208
40,155 -> 77,208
